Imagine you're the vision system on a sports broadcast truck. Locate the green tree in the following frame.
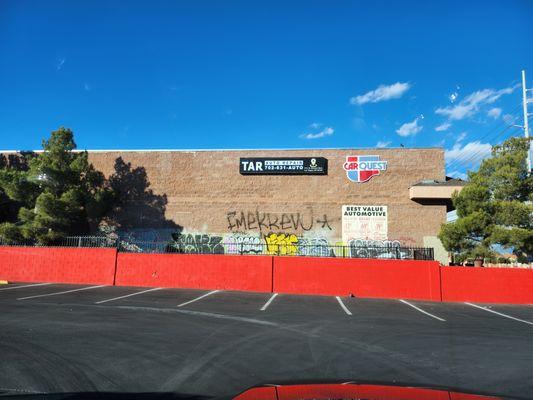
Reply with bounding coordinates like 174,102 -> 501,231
0,128 -> 115,244
439,137 -> 533,263
0,152 -> 34,223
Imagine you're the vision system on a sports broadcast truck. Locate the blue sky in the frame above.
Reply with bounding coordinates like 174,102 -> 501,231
0,0 -> 531,177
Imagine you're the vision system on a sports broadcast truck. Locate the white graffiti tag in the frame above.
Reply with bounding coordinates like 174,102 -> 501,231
224,234 -> 263,254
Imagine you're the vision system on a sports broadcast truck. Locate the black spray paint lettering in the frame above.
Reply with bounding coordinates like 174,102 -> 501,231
226,211 -> 331,232
173,233 -> 225,254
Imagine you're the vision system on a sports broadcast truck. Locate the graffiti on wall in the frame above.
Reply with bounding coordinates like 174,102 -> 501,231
144,230 -> 408,258
262,233 -> 334,257
118,228 -> 176,243
297,236 -> 332,257
264,233 -> 299,256
224,233 -> 263,255
172,233 -> 225,254
226,210 -> 332,233
348,238 -> 406,259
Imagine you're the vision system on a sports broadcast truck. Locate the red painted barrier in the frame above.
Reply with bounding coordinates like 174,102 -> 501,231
273,256 -> 442,301
3,244 -> 532,305
0,246 -> 117,285
115,253 -> 273,292
441,266 -> 533,304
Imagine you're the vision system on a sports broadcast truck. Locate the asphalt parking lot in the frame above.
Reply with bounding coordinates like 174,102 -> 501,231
1,282 -> 533,399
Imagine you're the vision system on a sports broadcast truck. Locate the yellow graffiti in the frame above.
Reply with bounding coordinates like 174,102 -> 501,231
334,241 -> 347,257
265,233 -> 299,256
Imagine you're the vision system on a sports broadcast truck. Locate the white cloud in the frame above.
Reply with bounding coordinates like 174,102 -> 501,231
435,86 -> 517,121
56,57 -> 66,70
455,132 -> 467,143
445,141 -> 492,166
309,122 -> 322,129
300,126 -> 334,140
503,114 -> 517,124
376,140 -> 391,148
396,116 -> 423,137
350,82 -> 411,105
448,85 -> 461,104
435,122 -> 451,132
487,107 -> 502,119
449,92 -> 458,103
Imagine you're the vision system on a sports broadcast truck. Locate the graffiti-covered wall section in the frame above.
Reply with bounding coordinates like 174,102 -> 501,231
87,148 -> 446,253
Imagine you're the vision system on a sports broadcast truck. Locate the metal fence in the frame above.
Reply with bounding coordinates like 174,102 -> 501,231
119,240 -> 434,260
0,236 -> 117,248
0,235 -> 434,260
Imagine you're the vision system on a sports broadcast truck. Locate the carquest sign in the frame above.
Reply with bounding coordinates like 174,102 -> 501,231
343,155 -> 387,183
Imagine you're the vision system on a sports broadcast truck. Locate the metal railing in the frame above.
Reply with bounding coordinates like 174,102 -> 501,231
0,236 -> 117,248
119,240 -> 434,260
0,235 -> 434,260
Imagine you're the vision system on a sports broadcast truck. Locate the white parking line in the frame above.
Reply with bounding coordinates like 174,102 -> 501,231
95,287 -> 162,304
465,302 -> 533,326
17,285 -> 105,300
260,293 -> 278,311
336,296 -> 352,315
0,283 -> 52,291
399,299 -> 446,322
177,290 -> 220,307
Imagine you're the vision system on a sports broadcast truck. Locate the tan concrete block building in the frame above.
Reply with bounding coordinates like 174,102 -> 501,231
86,147 -> 453,252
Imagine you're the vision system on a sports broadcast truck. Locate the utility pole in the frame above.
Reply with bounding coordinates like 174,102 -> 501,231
522,70 -> 531,173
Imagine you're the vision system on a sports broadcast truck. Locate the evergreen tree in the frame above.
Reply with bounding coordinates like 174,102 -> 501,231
0,128 -> 115,244
439,137 -> 533,263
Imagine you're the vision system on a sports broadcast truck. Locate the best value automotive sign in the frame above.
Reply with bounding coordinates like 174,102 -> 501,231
342,205 -> 388,243
240,157 -> 328,175
343,155 -> 387,183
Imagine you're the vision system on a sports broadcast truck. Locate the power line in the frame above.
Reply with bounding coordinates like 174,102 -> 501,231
446,122 -> 516,171
447,125 -> 520,172
444,103 -> 523,172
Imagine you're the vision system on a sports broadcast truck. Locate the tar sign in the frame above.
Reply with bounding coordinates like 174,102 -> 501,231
239,157 -> 328,175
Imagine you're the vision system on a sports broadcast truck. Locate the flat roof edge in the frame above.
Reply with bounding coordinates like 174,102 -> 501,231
0,147 -> 444,153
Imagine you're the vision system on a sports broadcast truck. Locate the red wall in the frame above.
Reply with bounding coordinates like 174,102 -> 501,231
115,253 -> 273,292
0,246 -> 117,285
273,256 -> 442,301
3,245 -> 533,305
441,267 -> 533,304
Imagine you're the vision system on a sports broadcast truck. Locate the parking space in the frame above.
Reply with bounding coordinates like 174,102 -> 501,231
480,303 -> 533,324
2,282 -> 533,398
341,296 -> 448,323
181,290 -> 271,317
404,299 -> 533,330
2,283 -> 533,328
0,282 -> 70,299
260,293 -> 350,322
0,282 -> 52,291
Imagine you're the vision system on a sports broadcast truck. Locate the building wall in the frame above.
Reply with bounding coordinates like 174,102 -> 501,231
88,148 -> 446,247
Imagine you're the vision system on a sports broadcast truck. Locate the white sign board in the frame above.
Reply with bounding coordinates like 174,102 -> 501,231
342,205 -> 388,243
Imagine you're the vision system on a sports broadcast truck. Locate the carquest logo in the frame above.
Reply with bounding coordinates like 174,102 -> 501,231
343,155 -> 388,183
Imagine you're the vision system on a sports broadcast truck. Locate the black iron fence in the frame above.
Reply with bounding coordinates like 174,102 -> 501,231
0,236 -> 117,248
0,235 -> 434,260
119,240 -> 433,260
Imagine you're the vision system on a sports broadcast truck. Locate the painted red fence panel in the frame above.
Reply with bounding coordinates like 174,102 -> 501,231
273,256 -> 442,301
441,267 -> 533,304
115,253 -> 273,292
0,246 -> 117,285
